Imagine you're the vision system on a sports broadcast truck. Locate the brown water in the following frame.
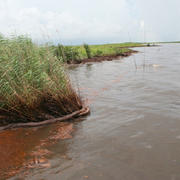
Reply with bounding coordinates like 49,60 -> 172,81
1,44 -> 180,180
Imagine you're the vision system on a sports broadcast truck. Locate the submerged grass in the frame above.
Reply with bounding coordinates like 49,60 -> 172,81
0,35 -> 82,125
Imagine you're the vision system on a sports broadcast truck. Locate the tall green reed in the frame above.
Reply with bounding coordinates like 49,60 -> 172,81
0,35 -> 82,124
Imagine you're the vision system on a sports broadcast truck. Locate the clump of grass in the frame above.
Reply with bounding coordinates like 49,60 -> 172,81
0,35 -> 82,125
94,50 -> 103,57
83,44 -> 92,58
55,44 -> 80,63
55,44 -> 67,62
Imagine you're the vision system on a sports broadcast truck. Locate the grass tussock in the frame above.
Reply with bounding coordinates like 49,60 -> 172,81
0,35 -> 82,125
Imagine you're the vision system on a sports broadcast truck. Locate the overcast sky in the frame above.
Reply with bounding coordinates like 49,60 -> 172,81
0,0 -> 180,44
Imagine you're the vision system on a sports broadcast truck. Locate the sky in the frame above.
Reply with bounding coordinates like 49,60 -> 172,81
0,0 -> 180,44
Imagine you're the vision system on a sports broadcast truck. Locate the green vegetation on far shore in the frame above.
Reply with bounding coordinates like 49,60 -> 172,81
53,42 -> 146,63
159,41 -> 180,43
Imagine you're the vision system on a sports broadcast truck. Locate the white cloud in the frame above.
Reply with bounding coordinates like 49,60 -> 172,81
0,0 -> 179,44
140,20 -> 144,30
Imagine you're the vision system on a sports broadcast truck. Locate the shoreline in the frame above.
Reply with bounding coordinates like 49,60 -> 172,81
0,50 -> 136,129
67,44 -> 159,65
67,49 -> 138,64
0,43 -> 154,129
0,106 -> 90,131
0,50 -> 136,130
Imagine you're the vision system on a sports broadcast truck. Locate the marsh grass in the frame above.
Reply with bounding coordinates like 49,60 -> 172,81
83,44 -> 92,58
0,35 -> 82,125
55,44 -> 80,63
53,42 -> 145,63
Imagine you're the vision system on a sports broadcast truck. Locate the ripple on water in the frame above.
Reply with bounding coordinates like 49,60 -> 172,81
6,44 -> 180,180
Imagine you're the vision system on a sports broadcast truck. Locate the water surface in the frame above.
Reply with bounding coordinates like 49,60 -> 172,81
1,44 -> 180,180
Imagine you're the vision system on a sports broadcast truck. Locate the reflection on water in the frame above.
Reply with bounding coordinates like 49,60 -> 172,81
1,44 -> 180,180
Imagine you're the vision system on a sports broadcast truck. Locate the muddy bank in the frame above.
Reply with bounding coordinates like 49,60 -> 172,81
0,106 -> 90,131
68,50 -> 138,64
